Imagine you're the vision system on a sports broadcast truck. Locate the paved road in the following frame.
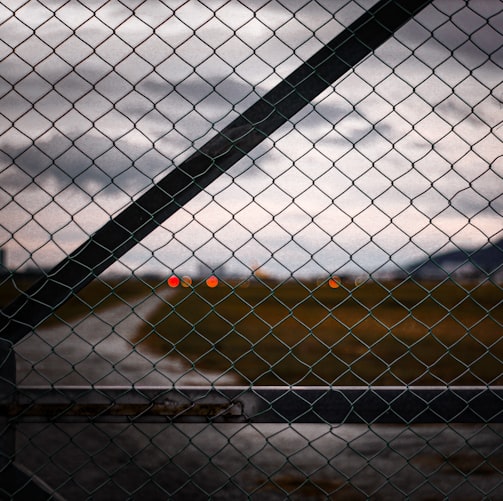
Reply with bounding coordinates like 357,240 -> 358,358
15,420 -> 503,500
15,290 -> 237,386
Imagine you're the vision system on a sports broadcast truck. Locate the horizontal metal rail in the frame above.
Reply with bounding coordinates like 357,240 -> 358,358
5,387 -> 503,424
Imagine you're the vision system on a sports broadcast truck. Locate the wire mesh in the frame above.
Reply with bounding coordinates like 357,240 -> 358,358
1,0 -> 502,499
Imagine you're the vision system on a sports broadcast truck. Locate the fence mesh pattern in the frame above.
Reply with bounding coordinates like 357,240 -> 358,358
1,0 -> 502,499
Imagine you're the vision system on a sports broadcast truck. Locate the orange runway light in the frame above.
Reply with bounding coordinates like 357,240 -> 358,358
181,275 -> 192,287
206,275 -> 219,288
328,276 -> 341,289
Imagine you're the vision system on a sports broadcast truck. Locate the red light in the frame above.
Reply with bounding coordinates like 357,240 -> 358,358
206,275 -> 219,288
167,275 -> 180,287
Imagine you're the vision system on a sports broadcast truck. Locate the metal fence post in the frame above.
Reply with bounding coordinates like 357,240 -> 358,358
0,339 -> 58,499
0,338 -> 16,496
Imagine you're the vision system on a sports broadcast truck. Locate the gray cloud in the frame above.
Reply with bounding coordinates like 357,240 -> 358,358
1,0 -> 501,274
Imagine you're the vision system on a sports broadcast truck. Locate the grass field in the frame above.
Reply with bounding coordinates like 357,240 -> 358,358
133,278 -> 503,386
2,274 -> 502,386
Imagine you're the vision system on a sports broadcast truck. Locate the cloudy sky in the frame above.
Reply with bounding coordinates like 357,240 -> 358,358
1,0 -> 502,278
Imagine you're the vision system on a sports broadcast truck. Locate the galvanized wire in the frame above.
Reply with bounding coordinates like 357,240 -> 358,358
1,0 -> 502,499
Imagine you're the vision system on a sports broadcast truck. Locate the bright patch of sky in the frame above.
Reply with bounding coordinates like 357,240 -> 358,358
1,0 -> 502,278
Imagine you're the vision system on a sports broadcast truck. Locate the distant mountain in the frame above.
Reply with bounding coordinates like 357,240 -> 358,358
408,237 -> 503,280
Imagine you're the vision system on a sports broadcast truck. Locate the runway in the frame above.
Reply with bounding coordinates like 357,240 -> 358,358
15,289 -> 237,386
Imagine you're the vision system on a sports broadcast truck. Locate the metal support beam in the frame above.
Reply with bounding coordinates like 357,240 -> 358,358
0,338 -> 15,474
5,387 -> 503,424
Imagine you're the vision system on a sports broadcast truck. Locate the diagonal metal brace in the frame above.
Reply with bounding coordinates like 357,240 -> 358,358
0,0 -> 433,344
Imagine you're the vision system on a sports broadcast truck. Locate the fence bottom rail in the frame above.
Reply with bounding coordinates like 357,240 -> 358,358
3,386 -> 502,424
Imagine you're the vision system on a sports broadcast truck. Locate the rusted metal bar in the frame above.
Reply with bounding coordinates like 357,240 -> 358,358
5,387 -> 503,424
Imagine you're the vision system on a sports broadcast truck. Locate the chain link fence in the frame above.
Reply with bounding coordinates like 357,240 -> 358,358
1,0 -> 502,498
